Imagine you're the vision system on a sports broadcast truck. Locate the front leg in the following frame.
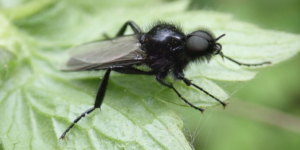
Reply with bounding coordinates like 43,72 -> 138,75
174,71 -> 228,107
156,74 -> 205,113
220,53 -> 271,67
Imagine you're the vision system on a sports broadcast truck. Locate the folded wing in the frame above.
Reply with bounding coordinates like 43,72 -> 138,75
61,36 -> 146,71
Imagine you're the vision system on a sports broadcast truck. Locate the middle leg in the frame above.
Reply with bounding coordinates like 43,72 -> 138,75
156,74 -> 205,113
175,72 -> 227,107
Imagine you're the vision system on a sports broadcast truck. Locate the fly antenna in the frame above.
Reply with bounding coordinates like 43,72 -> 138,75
216,34 -> 225,41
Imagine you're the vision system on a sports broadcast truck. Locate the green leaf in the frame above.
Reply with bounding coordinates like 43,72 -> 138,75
0,0 -> 57,21
0,0 -> 299,149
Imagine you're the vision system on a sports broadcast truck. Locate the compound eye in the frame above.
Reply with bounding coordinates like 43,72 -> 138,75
190,31 -> 213,41
186,36 -> 209,53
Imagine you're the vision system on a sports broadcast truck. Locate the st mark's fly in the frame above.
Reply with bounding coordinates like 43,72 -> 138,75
60,21 -> 271,139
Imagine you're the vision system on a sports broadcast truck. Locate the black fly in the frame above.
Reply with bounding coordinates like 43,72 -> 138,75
60,21 -> 271,139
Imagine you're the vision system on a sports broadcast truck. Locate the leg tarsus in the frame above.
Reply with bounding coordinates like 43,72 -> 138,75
156,75 -> 205,113
60,107 -> 96,139
60,69 -> 112,139
176,72 -> 228,108
221,54 -> 272,67
171,85 -> 205,113
191,83 -> 228,107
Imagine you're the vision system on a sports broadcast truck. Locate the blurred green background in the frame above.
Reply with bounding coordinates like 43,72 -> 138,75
175,0 -> 300,150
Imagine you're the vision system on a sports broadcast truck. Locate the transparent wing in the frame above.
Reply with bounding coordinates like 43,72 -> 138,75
61,36 -> 146,71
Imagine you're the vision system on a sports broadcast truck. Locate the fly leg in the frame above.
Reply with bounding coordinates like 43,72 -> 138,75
156,74 -> 205,113
116,21 -> 142,36
113,67 -> 205,112
103,21 -> 142,40
112,66 -> 156,75
175,72 -> 228,108
60,67 -> 154,139
220,53 -> 271,67
60,68 -> 111,139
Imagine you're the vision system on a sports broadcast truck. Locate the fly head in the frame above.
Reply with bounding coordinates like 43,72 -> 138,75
185,30 -> 225,61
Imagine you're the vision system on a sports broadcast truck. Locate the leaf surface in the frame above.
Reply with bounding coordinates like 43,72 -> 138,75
0,0 -> 299,149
